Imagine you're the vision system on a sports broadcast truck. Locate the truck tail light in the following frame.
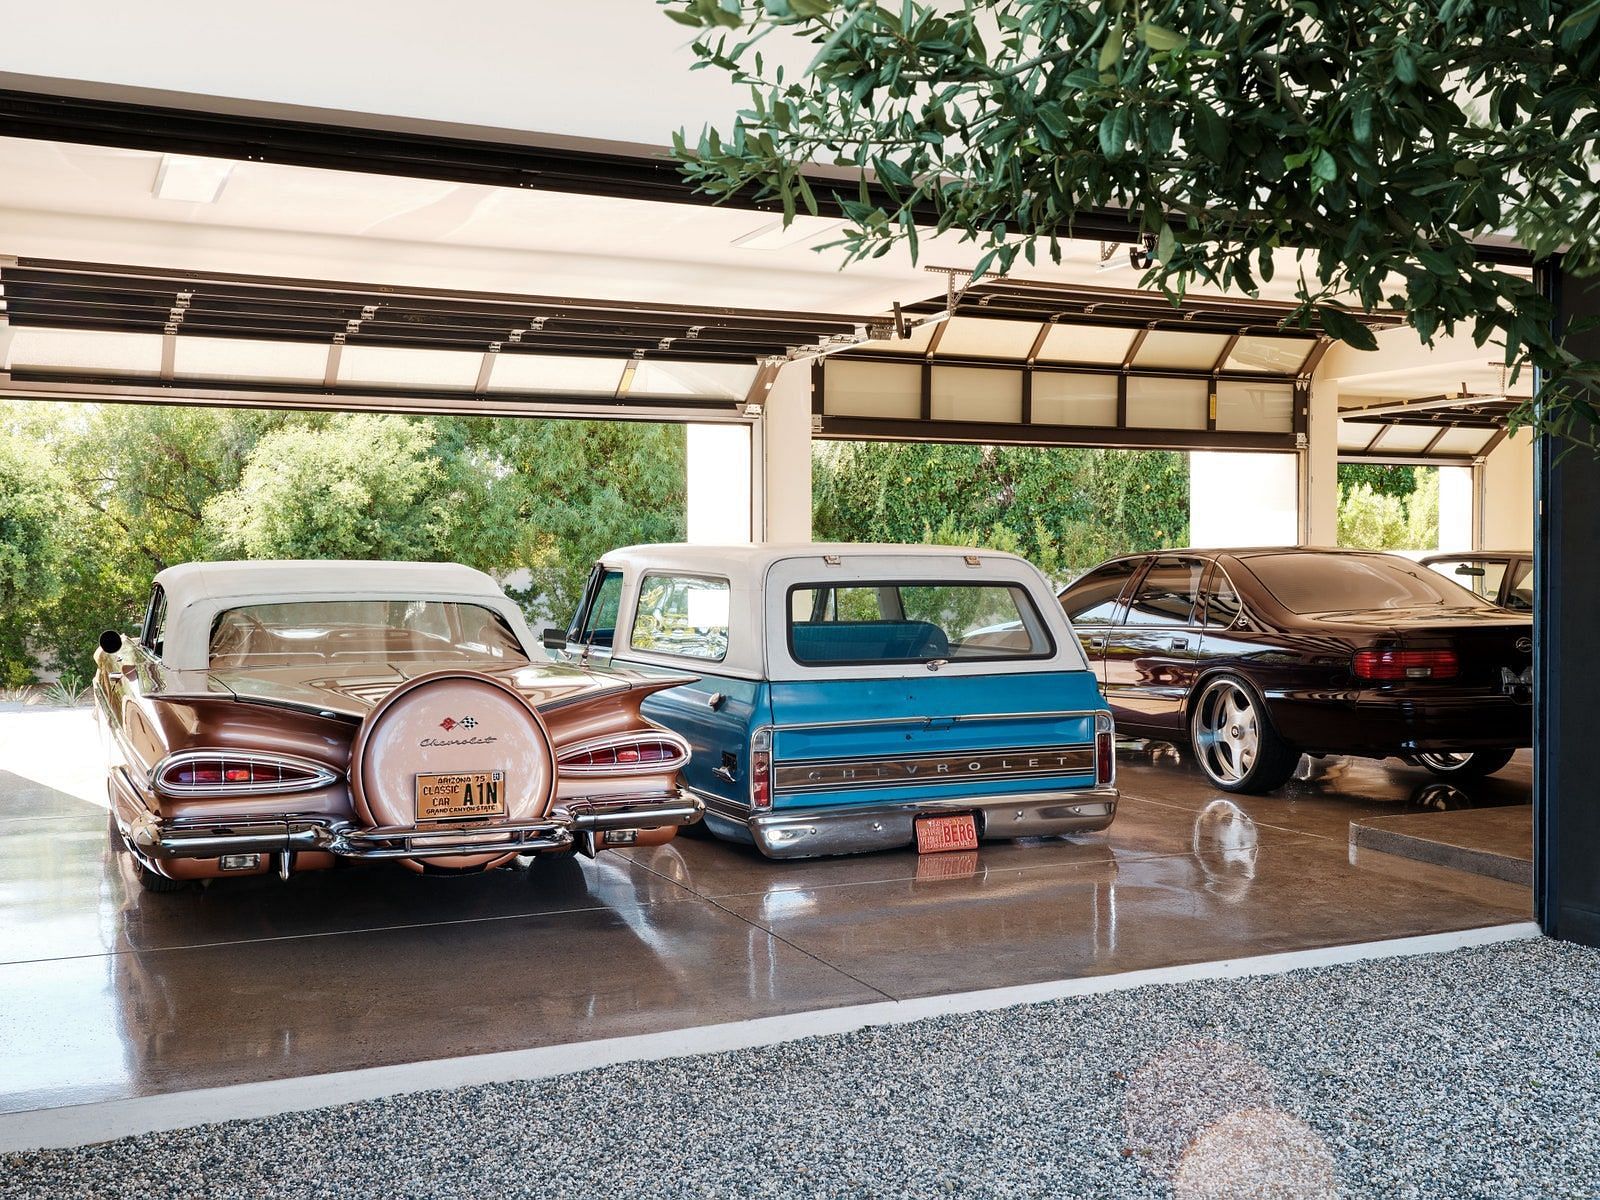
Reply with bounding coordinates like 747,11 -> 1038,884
1094,711 -> 1116,787
558,734 -> 689,775
750,728 -> 773,811
1353,648 -> 1460,681
154,752 -> 339,796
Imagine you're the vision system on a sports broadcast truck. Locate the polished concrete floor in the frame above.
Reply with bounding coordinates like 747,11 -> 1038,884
0,708 -> 1531,1116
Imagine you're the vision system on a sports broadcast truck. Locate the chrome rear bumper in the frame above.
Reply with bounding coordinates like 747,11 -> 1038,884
743,787 -> 1119,859
126,789 -> 703,862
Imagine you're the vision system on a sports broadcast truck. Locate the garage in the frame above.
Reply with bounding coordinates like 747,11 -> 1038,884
1,4 -> 1594,1193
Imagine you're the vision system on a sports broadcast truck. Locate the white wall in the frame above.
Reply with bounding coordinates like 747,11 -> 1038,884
762,361 -> 814,542
686,424 -> 753,544
0,1 -> 811,147
1189,452 -> 1299,548
1437,465 -> 1474,551
1483,429 -> 1535,550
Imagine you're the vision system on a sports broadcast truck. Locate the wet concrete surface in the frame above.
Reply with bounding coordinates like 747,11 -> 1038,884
1351,805 -> 1533,885
0,710 -> 1531,1113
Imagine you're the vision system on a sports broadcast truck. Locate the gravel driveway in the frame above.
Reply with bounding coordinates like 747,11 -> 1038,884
4,937 -> 1597,1199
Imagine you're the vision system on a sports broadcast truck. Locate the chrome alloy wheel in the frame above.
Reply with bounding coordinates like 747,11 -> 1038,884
1193,679 -> 1261,785
1415,751 -> 1475,773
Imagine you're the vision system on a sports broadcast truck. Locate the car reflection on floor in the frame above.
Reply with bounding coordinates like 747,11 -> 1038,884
0,708 -> 1534,1114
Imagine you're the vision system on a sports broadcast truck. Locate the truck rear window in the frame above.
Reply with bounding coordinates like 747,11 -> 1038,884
787,582 -> 1054,665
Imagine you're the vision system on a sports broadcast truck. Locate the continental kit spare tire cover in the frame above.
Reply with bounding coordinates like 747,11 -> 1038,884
350,670 -> 557,870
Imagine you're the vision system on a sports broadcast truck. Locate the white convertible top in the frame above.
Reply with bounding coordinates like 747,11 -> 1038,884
152,560 -> 530,671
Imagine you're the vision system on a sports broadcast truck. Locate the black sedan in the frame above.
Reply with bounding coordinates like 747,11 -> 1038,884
1058,548 -> 1533,794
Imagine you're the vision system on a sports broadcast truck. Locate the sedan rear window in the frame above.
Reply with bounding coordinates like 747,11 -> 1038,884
1244,554 -> 1496,615
209,601 -> 528,668
788,582 -> 1053,665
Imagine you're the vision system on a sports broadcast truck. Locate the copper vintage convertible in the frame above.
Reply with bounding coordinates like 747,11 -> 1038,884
94,560 -> 702,892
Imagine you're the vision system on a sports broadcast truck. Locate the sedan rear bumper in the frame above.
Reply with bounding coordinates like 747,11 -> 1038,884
126,789 -> 703,862
741,787 -> 1119,860
1266,688 -> 1533,755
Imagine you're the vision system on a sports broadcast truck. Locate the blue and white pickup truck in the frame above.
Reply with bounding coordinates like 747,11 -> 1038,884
547,544 -> 1118,859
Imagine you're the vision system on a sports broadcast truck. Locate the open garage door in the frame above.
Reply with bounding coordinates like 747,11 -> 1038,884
814,278 -> 1398,452
0,257 -> 879,421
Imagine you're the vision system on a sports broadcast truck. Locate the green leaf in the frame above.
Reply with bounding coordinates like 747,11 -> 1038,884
1156,224 -> 1176,264
1318,307 -> 1379,351
1098,33 -> 1122,73
1139,22 -> 1186,52
1036,102 -> 1070,138
1098,107 -> 1133,159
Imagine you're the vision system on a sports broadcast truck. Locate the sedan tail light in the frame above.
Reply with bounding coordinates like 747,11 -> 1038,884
1352,648 -> 1460,681
557,733 -> 690,776
750,728 -> 773,811
154,752 -> 339,796
1094,711 -> 1116,787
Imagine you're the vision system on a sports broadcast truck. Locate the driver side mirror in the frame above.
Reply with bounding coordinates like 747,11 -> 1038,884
98,630 -> 124,655
541,627 -> 569,652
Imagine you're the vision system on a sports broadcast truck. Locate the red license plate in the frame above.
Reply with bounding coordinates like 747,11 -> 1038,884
915,812 -> 979,854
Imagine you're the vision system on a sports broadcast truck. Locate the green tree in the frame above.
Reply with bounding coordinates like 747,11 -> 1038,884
453,419 -> 687,623
207,414 -> 458,560
0,416 -> 79,685
1337,467 -> 1440,549
813,441 -> 1187,580
662,0 -> 1600,441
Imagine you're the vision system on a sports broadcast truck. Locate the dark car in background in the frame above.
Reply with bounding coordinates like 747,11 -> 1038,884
1058,548 -> 1533,794
1420,550 -> 1533,612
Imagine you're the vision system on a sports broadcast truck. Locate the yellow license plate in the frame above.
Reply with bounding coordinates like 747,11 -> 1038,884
415,770 -> 507,822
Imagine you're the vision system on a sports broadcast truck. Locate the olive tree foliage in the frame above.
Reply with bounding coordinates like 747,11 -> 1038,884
0,413 -> 78,687
1336,466 -> 1440,549
0,402 -> 688,681
812,441 -> 1188,580
663,0 -> 1600,441
206,415 -> 460,561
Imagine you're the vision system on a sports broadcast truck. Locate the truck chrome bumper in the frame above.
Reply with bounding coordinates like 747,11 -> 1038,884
128,789 -> 703,862
744,787 -> 1119,859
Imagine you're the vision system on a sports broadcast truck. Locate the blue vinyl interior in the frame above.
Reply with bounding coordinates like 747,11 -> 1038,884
790,620 -> 951,663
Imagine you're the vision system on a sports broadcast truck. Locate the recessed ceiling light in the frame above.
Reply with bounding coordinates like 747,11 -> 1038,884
732,217 -> 845,250
152,155 -> 235,203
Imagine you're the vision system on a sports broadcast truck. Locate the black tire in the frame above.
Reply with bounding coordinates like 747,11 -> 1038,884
1414,748 -> 1516,779
1188,674 -> 1300,794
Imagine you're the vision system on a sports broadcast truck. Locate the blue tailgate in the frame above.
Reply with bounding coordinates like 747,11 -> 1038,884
768,669 -> 1106,810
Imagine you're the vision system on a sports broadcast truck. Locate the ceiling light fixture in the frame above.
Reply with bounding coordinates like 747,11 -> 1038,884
152,155 -> 235,204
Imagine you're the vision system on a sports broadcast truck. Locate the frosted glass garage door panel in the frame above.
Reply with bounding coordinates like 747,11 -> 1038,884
1224,335 -> 1317,374
630,361 -> 757,400
823,361 -> 921,418
1036,324 -> 1136,365
173,337 -> 329,384
1031,373 -> 1118,426
338,345 -> 482,390
486,354 -> 626,395
1126,377 -> 1208,429
1430,427 -> 1498,456
4,327 -> 163,376
1375,424 -> 1444,453
1132,330 -> 1231,370
1215,381 -> 1294,432
1338,420 -> 1382,451
933,318 -> 1043,359
930,367 -> 1023,423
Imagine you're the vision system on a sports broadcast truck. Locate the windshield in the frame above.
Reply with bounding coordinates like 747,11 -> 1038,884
209,600 -> 529,669
1244,554 -> 1496,616
788,581 -> 1054,665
